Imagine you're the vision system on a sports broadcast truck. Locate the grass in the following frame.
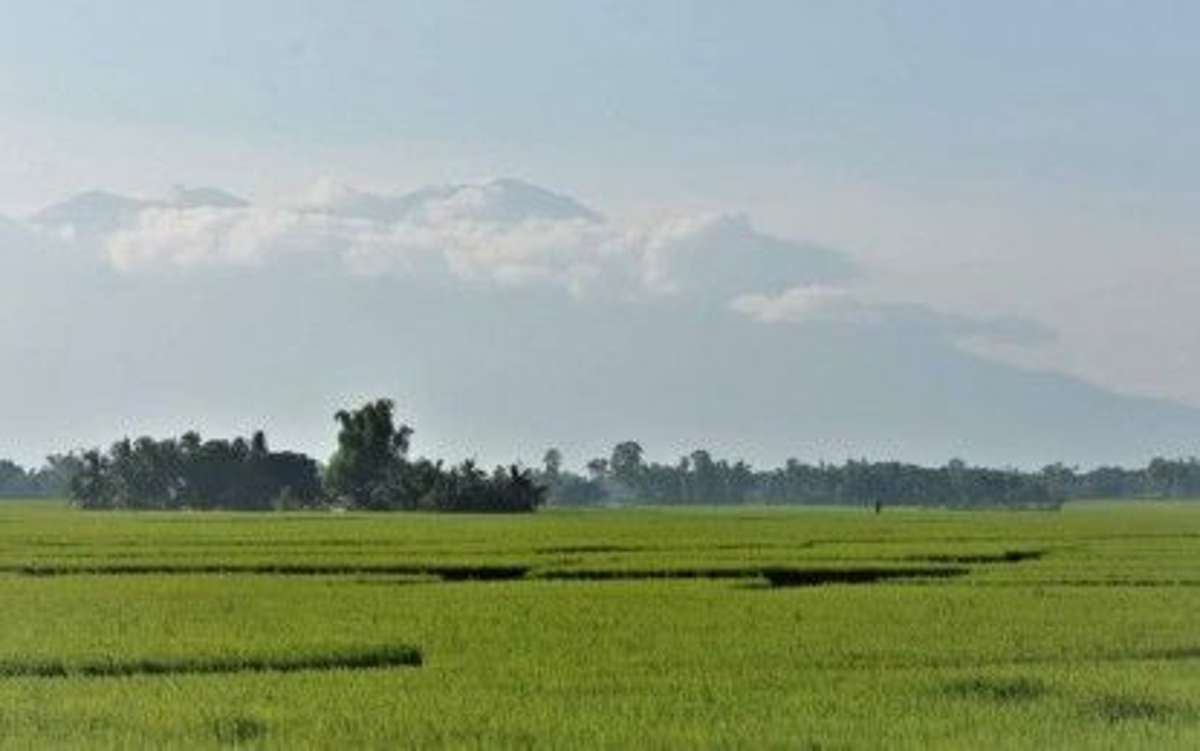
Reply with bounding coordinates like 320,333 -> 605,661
0,499 -> 1198,748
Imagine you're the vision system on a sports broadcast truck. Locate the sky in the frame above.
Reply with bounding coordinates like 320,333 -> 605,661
2,1 -> 1200,468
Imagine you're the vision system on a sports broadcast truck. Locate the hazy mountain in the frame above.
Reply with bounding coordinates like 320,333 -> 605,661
302,177 -> 603,223
4,181 -> 1200,469
167,186 -> 250,210
30,186 -> 251,238
0,214 -> 24,243
29,190 -> 154,237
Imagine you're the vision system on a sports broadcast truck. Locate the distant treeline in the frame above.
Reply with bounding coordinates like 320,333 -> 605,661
538,443 -> 1200,509
6,402 -> 1200,511
0,456 -> 80,498
68,432 -> 323,511
4,400 -> 544,513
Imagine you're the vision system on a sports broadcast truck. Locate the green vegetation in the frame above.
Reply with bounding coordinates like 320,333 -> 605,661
13,399 -> 1200,510
0,455 -> 81,498
1,500 -> 1198,748
548,444 -> 1200,508
69,431 -> 322,511
58,399 -> 546,512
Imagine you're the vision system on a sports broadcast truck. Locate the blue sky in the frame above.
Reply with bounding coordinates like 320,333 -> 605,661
4,1 -> 1198,188
2,2 -> 1199,466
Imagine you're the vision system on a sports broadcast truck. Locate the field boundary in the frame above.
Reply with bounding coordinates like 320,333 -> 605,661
0,644 -> 423,679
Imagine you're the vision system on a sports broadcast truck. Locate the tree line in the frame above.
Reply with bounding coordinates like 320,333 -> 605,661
5,399 -> 545,512
0,455 -> 81,498
322,399 -> 545,512
537,442 -> 1200,509
7,401 -> 1200,510
68,431 -> 323,510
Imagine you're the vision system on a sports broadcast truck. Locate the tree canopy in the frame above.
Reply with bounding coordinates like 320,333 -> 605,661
67,431 -> 322,510
325,399 -> 545,513
9,397 -> 1200,511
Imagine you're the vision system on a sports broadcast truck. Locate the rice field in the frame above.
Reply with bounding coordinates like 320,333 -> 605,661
1,500 -> 1198,749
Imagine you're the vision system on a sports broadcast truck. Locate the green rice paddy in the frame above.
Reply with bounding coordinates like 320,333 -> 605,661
1,500 -> 1198,748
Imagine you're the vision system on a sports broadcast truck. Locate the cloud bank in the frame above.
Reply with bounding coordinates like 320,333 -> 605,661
36,179 -> 859,303
6,177 -> 1199,470
26,177 -> 1055,356
729,286 -> 1056,347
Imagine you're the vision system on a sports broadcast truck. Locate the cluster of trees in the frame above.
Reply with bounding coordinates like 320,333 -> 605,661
0,455 -> 82,498
37,399 -> 544,512
11,403 -> 1200,511
68,432 -> 322,510
325,400 -> 545,512
1063,457 -> 1200,499
538,442 -> 1200,509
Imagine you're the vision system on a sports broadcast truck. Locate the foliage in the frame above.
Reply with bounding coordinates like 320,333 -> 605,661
0,454 -> 81,498
324,399 -> 546,513
16,397 -> 1200,511
48,398 -> 545,512
68,431 -> 322,510
537,445 -> 1200,508
326,399 -> 413,508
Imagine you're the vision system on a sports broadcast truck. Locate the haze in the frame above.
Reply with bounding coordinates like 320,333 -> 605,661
3,1 -> 1199,469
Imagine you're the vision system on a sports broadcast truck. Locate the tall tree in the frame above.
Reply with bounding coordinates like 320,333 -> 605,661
542,448 -> 563,482
325,399 -> 413,508
610,441 -> 645,493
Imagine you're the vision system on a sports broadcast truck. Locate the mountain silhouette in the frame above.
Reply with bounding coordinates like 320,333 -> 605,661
4,182 -> 1200,468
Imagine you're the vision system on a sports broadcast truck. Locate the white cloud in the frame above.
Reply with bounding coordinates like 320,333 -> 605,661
89,179 -> 856,301
636,213 -> 738,296
730,285 -> 1054,347
25,177 -> 1050,358
729,285 -> 876,324
107,207 -> 352,270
